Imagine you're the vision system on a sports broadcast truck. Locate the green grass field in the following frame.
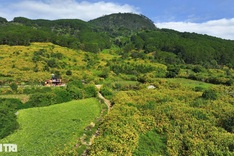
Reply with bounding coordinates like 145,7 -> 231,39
0,98 -> 101,156
159,78 -> 214,89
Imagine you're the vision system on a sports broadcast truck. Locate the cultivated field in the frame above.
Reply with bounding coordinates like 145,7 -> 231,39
0,98 -> 101,156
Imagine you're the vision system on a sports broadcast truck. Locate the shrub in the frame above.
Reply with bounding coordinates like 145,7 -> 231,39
100,86 -> 113,97
67,86 -> 84,99
0,98 -> 23,110
166,65 -> 180,78
67,80 -> 84,90
66,70 -> 72,76
194,86 -> 204,92
0,101 -> 19,139
137,75 -> 147,83
192,65 -> 205,73
84,85 -> 97,98
26,92 -> 57,107
53,87 -> 72,103
202,89 -> 218,100
99,68 -> 109,79
190,98 -> 208,107
47,58 -> 58,68
226,79 -> 234,86
23,87 -> 32,94
220,115 -> 234,133
10,82 -> 18,93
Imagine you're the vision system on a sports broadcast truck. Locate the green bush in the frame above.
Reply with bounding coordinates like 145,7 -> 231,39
100,86 -> 113,97
0,101 -> 19,139
202,89 -> 218,100
0,98 -> 23,109
166,65 -> 180,78
219,114 -> 234,133
66,70 -> 72,76
26,92 -> 57,107
53,87 -> 72,103
67,86 -> 84,99
66,80 -> 84,90
192,65 -> 206,73
84,85 -> 97,98
226,79 -> 234,86
194,86 -> 204,92
66,80 -> 97,99
23,88 -> 72,108
190,98 -> 208,107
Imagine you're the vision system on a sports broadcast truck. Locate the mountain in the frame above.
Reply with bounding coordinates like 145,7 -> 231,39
89,13 -> 157,37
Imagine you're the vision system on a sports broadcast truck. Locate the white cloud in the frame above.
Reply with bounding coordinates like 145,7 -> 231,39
155,18 -> 234,40
0,0 -> 139,21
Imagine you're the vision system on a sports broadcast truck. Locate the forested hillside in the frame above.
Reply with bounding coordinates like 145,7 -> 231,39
1,13 -> 234,67
0,13 -> 233,155
89,13 -> 157,37
0,17 -> 111,52
129,29 -> 234,67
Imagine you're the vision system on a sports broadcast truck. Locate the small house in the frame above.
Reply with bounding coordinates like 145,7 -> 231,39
45,74 -> 62,86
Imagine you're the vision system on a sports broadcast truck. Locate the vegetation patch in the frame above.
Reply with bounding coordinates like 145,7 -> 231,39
0,98 -> 101,156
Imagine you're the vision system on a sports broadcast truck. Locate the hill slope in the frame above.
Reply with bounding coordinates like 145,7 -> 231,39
0,42 -> 88,83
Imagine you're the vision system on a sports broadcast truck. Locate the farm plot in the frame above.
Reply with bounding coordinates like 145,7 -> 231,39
0,98 -> 101,156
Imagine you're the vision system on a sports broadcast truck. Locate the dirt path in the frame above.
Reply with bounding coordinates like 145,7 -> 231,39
95,85 -> 111,113
80,85 -> 111,155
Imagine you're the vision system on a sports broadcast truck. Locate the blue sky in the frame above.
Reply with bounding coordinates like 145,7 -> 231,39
0,0 -> 234,40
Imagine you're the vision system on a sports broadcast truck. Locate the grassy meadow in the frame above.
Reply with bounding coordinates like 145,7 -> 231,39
0,98 -> 101,156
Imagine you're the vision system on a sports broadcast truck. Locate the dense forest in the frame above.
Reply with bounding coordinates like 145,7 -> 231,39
0,13 -> 233,155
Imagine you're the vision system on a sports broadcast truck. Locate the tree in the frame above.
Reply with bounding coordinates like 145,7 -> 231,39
66,70 -> 72,76
166,65 -> 180,78
84,85 -> 97,98
0,17 -> 7,23
47,58 -> 58,68
66,80 -> 85,99
26,93 -> 57,107
99,68 -> 110,78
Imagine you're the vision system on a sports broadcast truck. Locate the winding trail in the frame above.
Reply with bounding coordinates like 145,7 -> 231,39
81,85 -> 111,156
95,85 -> 111,113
